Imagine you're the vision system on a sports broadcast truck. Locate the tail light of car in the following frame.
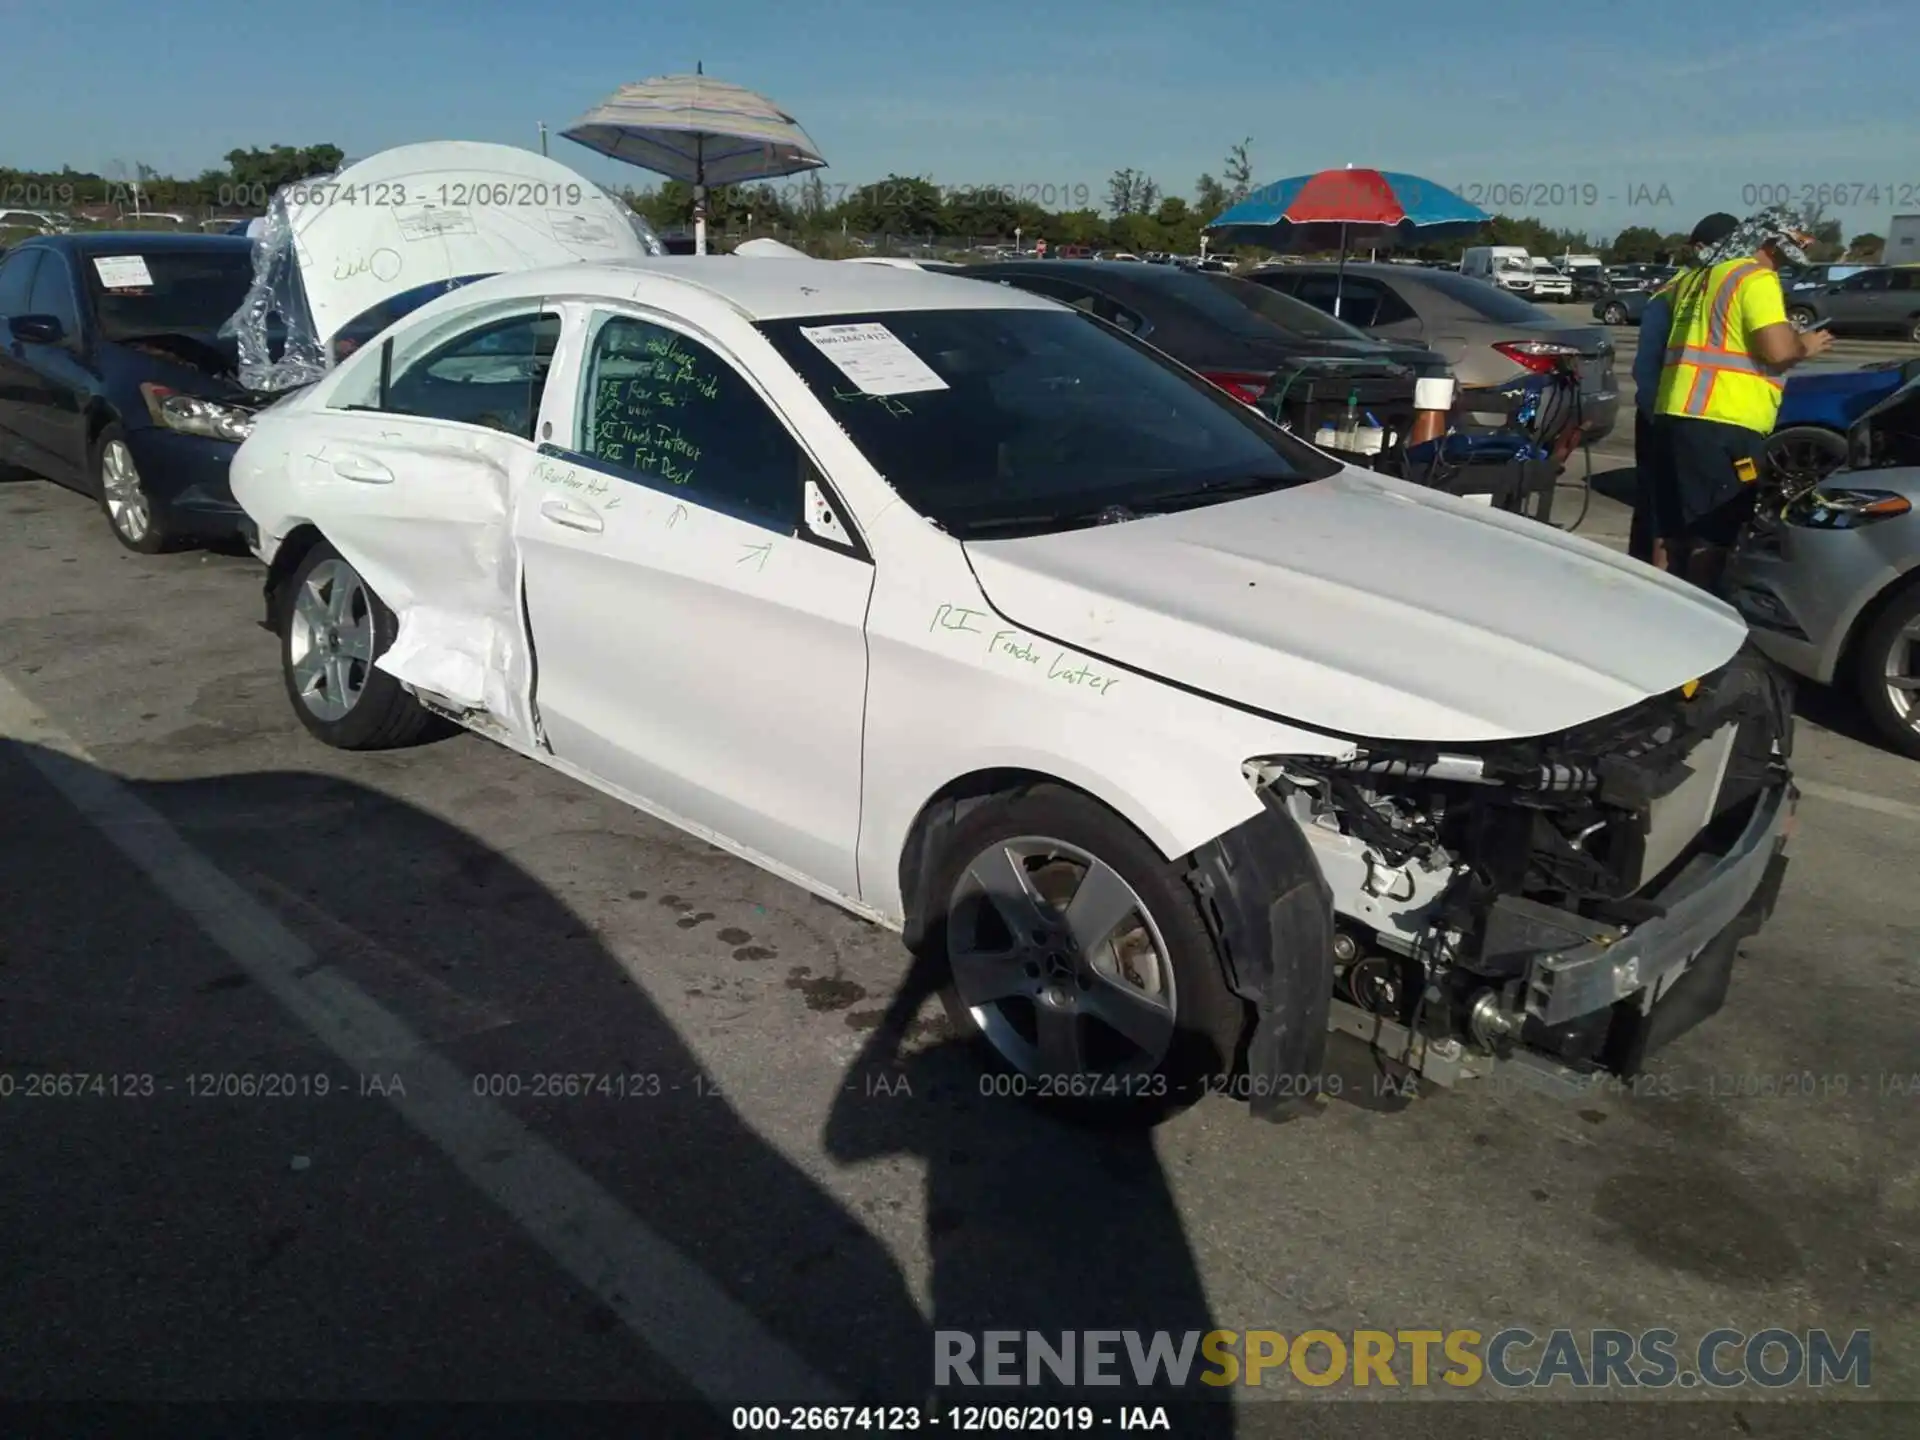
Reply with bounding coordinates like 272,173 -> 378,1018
1493,340 -> 1583,375
1202,370 -> 1270,405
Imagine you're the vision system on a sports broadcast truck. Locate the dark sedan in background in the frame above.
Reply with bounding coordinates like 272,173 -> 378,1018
1243,261 -> 1620,442
950,259 -> 1450,443
0,232 -> 266,552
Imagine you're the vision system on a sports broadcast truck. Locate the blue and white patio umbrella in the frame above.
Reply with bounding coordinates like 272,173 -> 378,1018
562,68 -> 827,254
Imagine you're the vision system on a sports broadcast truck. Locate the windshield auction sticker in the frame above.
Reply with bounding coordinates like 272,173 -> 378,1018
92,255 -> 154,290
800,322 -> 949,396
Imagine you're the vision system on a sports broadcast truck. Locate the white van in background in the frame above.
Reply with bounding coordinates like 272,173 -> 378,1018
1460,245 -> 1534,293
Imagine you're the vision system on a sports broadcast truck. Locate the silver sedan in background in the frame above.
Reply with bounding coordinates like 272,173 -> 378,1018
1727,458 -> 1920,758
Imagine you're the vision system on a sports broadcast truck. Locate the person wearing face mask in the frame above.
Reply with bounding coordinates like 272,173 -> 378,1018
1650,205 -> 1835,592
1629,211 -> 1739,570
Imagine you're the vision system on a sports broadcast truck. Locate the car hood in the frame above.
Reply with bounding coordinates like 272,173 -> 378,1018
278,141 -> 658,348
961,469 -> 1747,743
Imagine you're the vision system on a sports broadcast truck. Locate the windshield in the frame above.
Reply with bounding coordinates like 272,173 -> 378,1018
1208,274 -> 1380,342
1417,268 -> 1550,321
80,247 -> 256,343
757,308 -> 1340,539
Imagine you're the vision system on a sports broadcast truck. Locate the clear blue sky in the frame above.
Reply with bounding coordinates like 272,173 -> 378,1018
5,0 -> 1915,240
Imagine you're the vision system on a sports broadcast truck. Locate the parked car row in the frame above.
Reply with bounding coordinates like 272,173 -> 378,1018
1588,262 -> 1920,342
1,142 -> 1794,1114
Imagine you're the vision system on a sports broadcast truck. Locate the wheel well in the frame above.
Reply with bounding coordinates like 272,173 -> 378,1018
260,523 -> 327,629
894,767 -> 1158,953
1837,563 -> 1920,683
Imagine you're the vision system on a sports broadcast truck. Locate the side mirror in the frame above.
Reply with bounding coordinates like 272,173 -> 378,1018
8,312 -> 65,345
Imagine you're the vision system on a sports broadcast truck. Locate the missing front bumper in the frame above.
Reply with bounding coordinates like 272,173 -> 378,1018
1333,780 -> 1795,1092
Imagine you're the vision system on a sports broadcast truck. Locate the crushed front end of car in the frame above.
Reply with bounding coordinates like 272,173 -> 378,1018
1247,647 -> 1796,1095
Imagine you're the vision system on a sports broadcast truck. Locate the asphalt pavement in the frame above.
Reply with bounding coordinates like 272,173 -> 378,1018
2,373 -> 1918,1436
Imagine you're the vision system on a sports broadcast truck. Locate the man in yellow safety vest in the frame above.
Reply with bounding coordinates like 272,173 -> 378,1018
1650,205 -> 1834,591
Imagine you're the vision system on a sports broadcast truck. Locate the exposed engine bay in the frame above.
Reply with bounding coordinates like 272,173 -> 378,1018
1249,648 -> 1796,1090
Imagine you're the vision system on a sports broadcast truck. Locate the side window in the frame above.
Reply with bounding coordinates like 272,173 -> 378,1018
1847,271 -> 1891,292
1893,270 -> 1920,293
1369,282 -> 1417,326
377,311 -> 559,439
578,314 -> 801,532
1297,276 -> 1383,326
27,253 -> 80,333
0,249 -> 41,315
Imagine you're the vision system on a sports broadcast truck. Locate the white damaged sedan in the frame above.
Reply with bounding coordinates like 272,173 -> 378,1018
230,151 -> 1797,1115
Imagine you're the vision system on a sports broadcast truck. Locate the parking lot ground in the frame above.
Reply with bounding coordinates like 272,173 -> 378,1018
2,462 -> 1918,1432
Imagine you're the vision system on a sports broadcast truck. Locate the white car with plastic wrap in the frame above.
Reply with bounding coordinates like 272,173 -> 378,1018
227,143 -> 1798,1117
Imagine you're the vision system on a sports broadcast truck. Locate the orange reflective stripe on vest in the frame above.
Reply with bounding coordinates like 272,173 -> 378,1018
1653,259 -> 1785,430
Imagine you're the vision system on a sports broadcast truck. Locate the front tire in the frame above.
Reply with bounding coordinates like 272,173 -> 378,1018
1854,583 -> 1920,761
95,425 -> 175,554
1908,316 -> 1920,345
1787,306 -> 1818,331
277,540 -> 439,750
928,782 -> 1249,1118
1602,301 -> 1628,325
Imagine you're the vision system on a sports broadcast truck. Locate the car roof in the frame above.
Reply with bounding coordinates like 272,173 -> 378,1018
961,259 -> 1215,290
442,255 -> 1059,322
24,231 -> 253,257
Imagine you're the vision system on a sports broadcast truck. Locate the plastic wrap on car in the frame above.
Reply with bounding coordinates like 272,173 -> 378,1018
221,176 -> 333,394
220,178 -> 666,395
601,187 -> 669,257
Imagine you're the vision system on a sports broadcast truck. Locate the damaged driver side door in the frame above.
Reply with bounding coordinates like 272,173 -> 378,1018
297,305 -> 560,744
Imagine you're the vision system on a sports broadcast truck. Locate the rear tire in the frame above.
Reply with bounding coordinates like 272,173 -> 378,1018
927,782 -> 1249,1121
1908,316 -> 1920,345
1853,582 -> 1920,761
95,424 -> 176,554
277,539 -> 439,750
1602,301 -> 1628,325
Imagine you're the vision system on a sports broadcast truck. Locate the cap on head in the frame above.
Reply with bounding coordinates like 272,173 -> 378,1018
1688,212 -> 1739,248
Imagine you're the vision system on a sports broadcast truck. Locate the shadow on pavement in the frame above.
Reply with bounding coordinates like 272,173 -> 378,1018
1,737 -> 1232,1432
825,951 -> 1234,1435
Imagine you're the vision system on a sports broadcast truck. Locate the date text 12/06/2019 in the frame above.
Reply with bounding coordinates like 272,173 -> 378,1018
1447,182 -> 1669,209
731,1405 -> 1170,1432
752,181 -> 1094,211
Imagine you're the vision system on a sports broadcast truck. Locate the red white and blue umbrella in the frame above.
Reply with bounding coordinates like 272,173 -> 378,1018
1204,166 -> 1488,319
1204,167 -> 1488,249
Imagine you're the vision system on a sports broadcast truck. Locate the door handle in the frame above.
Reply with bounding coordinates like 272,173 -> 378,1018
539,497 -> 604,533
331,453 -> 393,484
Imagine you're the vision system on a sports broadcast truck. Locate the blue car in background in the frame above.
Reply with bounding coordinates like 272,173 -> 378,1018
1767,357 -> 1920,483
0,230 -> 483,554
0,232 -> 273,552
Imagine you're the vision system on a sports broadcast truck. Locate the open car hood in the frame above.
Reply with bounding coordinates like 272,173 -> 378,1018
227,141 -> 660,391
962,469 -> 1748,744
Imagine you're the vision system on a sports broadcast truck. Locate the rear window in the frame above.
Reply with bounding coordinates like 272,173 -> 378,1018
757,307 -> 1338,538
1415,268 -> 1551,322
1204,273 -> 1378,342
80,246 -> 256,342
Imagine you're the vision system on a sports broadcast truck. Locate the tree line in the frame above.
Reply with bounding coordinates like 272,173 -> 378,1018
0,140 -> 1886,262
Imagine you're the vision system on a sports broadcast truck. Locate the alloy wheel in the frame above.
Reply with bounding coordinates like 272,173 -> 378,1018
1883,618 -> 1920,731
288,559 -> 375,721
101,438 -> 151,542
946,836 -> 1177,1078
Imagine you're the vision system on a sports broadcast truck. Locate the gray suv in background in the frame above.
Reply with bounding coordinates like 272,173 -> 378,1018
1243,261 -> 1620,443
1785,266 -> 1920,343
